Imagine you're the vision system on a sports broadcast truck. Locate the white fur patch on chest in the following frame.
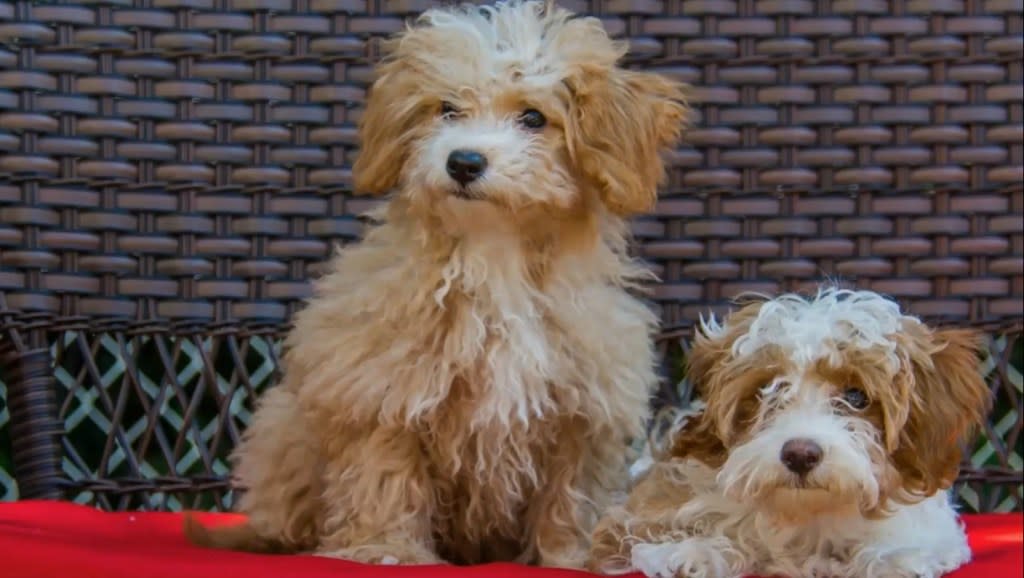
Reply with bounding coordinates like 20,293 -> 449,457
429,234 -> 563,423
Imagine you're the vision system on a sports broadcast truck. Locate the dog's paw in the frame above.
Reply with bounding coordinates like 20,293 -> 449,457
539,545 -> 588,569
315,542 -> 443,566
873,549 -> 971,578
630,538 -> 732,578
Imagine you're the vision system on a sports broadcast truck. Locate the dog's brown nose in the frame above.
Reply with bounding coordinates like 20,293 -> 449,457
447,149 -> 487,185
780,438 -> 823,476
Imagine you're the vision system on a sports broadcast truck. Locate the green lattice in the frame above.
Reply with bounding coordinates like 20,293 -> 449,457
0,329 -> 1020,512
0,329 -> 281,510
0,380 -> 14,501
958,332 -> 1024,513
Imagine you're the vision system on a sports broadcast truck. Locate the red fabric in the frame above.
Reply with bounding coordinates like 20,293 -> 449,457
0,501 -> 1020,578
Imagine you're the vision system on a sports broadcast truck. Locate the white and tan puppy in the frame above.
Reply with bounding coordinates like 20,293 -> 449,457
590,288 -> 990,578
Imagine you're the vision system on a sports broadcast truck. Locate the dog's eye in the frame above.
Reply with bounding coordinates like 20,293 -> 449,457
440,102 -> 459,119
519,109 -> 546,129
841,388 -> 869,410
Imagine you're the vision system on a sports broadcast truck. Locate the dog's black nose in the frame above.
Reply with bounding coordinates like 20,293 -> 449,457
780,438 -> 823,475
446,150 -> 487,185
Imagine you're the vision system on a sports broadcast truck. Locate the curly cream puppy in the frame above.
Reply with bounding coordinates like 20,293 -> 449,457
588,288 -> 991,578
186,0 -> 687,568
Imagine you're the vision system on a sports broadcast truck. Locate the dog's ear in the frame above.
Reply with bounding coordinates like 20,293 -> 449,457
668,411 -> 728,469
566,67 -> 688,216
352,56 -> 426,196
892,328 -> 991,498
677,302 -> 772,456
666,321 -> 741,468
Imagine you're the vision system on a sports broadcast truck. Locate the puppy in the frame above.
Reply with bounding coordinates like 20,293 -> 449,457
588,288 -> 991,578
186,0 -> 687,568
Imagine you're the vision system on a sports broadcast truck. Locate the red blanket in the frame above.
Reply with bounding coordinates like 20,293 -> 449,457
0,501 -> 1020,578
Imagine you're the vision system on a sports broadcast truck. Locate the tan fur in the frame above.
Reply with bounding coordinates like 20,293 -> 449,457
186,1 -> 686,568
566,66 -> 688,215
892,327 -> 992,499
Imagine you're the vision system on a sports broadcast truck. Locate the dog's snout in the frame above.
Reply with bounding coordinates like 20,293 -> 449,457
446,150 -> 487,185
780,438 -> 823,476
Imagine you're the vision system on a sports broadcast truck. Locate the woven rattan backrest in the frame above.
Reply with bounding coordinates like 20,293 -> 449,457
0,0 -> 1020,511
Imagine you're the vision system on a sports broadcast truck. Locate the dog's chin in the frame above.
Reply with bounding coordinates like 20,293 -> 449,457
450,186 -> 483,201
748,473 -> 879,521
759,486 -> 853,520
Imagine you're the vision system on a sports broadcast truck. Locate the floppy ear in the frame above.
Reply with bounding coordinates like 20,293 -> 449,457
666,324 -> 736,468
566,68 -> 688,216
352,55 -> 428,195
893,328 -> 991,498
668,411 -> 728,469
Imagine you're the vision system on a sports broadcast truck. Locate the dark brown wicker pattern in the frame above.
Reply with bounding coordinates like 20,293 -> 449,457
0,0 -> 1021,510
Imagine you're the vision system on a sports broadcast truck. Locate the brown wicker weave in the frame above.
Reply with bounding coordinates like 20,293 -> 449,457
0,0 -> 1021,512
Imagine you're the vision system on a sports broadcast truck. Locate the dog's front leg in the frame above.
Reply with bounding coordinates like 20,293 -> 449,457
314,426 -> 443,565
528,474 -> 591,568
590,507 -> 739,578
587,460 -> 745,578
525,420 -> 598,569
847,494 -> 972,578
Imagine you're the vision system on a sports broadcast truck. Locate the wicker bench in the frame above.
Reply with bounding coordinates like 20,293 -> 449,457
0,0 -> 1021,514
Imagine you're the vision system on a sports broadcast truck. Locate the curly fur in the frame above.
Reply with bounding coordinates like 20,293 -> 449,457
185,0 -> 688,568
588,287 -> 992,578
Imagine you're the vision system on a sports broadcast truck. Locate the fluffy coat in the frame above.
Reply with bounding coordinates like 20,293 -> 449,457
588,288 -> 991,578
186,0 -> 688,568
